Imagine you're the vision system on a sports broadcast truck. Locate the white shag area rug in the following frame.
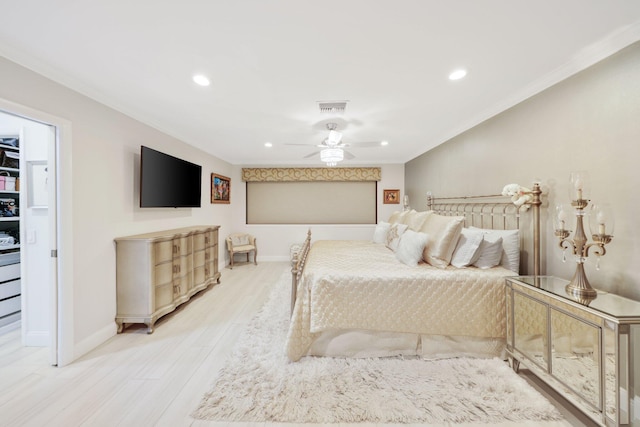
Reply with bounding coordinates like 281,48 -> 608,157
192,272 -> 564,424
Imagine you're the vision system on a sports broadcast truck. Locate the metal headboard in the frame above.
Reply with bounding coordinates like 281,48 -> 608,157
426,183 -> 542,276
426,197 -> 520,230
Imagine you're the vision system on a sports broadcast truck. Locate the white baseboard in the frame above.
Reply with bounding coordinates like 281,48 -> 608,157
0,319 -> 20,335
24,330 -> 50,347
73,321 -> 117,362
257,256 -> 290,262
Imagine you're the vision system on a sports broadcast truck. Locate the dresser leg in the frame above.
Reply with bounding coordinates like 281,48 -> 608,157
145,322 -> 155,334
116,321 -> 124,334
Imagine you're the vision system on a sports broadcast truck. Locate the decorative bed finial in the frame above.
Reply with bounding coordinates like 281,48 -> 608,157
501,183 -> 533,210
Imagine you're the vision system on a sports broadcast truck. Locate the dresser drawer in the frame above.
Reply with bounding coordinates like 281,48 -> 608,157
154,261 -> 172,286
194,265 -> 205,285
172,236 -> 190,256
193,232 -> 205,251
155,282 -> 174,310
193,249 -> 205,267
154,240 -> 173,263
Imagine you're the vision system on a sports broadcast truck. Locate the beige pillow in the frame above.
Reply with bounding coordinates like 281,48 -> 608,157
419,214 -> 465,268
388,211 -> 403,224
404,210 -> 432,231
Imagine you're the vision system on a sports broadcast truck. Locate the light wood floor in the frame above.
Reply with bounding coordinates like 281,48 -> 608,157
0,262 -> 597,427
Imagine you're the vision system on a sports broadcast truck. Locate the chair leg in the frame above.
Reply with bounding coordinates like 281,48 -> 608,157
253,249 -> 257,265
230,252 -> 234,269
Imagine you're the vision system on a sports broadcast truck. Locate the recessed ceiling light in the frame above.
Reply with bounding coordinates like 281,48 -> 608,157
448,69 -> 467,80
192,74 -> 210,86
264,142 -> 273,147
381,141 -> 389,146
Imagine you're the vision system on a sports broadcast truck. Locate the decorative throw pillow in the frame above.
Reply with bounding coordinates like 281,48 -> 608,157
450,228 -> 484,268
373,221 -> 391,244
469,227 -> 520,273
418,214 -> 465,268
404,210 -> 432,231
395,230 -> 429,266
385,223 -> 409,252
473,236 -> 504,269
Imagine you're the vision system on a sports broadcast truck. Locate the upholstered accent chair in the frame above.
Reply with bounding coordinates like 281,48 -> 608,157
226,233 -> 257,269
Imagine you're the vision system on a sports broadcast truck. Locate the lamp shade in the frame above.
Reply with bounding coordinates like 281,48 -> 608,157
554,204 -> 573,232
569,171 -> 590,201
589,203 -> 614,237
320,148 -> 343,166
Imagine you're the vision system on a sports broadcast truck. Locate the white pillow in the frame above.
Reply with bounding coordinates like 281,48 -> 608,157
395,230 -> 429,266
473,236 -> 504,269
418,214 -> 465,268
450,228 -> 484,268
373,221 -> 391,244
469,227 -> 520,273
385,223 -> 408,252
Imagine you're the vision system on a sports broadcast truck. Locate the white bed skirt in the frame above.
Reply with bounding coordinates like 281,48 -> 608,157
307,329 -> 506,360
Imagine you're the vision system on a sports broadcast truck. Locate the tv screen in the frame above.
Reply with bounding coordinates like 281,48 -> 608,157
140,146 -> 202,208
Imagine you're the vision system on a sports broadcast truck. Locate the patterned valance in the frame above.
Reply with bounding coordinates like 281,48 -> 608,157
241,167 -> 381,182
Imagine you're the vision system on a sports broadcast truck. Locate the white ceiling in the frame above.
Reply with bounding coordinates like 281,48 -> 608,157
1,1 -> 640,166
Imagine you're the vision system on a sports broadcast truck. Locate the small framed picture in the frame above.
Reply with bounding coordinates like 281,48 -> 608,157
383,189 -> 400,204
211,173 -> 231,204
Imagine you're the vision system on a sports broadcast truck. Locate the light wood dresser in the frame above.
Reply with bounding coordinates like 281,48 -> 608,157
115,225 -> 220,333
506,276 -> 640,427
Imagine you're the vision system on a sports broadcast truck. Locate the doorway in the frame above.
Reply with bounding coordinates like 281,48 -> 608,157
0,107 -> 59,365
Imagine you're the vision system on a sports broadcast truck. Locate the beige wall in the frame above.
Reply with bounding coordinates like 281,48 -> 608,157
406,42 -> 640,300
0,55 -> 402,361
0,56 -> 234,361
229,163 -> 405,262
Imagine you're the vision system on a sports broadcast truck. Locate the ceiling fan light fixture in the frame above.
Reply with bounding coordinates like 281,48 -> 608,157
327,129 -> 343,145
320,148 -> 344,166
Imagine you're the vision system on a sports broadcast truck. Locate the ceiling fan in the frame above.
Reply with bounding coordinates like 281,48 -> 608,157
286,123 -> 385,166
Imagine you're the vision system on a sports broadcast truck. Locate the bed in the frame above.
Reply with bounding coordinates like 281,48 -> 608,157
286,184 -> 542,362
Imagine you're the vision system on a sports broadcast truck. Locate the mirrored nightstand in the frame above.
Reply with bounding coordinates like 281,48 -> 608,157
506,276 -> 640,427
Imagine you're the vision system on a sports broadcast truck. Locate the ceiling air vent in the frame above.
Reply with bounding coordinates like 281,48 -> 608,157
318,101 -> 348,114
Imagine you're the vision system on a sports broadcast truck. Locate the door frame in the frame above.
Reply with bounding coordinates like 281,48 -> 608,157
0,96 -> 73,366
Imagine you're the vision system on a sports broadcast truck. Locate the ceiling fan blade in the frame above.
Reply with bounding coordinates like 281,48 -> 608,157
343,150 -> 356,160
348,141 -> 384,147
303,151 -> 320,159
317,143 -> 348,148
285,143 -> 317,146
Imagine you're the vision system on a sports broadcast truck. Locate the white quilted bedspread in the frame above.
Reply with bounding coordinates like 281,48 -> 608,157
285,240 -> 513,361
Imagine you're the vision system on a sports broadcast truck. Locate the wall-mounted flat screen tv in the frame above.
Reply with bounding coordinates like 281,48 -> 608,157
140,146 -> 202,208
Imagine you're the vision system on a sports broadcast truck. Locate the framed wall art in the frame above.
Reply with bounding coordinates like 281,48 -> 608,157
211,173 -> 231,204
383,189 -> 400,204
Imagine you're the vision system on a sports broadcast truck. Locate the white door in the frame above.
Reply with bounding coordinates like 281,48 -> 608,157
0,110 -> 58,365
